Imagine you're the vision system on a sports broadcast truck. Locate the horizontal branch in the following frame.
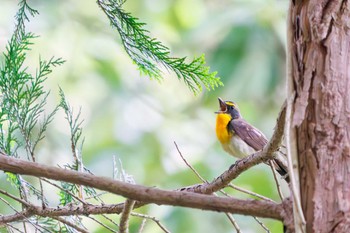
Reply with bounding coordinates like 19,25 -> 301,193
0,154 -> 284,221
0,202 -> 125,224
0,103 -> 289,227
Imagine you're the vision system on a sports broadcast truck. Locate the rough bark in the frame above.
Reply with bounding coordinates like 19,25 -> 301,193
289,0 -> 350,232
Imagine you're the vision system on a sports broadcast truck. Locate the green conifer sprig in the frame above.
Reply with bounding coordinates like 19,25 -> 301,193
59,88 -> 83,162
0,33 -> 64,158
1,2 -> 64,205
15,0 -> 39,40
97,0 -> 223,94
59,90 -> 99,205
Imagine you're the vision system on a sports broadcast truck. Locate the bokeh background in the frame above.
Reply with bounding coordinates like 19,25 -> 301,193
0,0 -> 288,232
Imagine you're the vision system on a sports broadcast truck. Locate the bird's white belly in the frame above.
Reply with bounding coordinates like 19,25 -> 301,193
221,135 -> 256,159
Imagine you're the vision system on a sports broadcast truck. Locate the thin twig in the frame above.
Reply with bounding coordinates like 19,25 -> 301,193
253,217 -> 271,233
131,212 -> 170,233
101,214 -> 119,228
0,196 -> 24,217
119,199 -> 135,233
42,178 -> 87,205
17,176 -> 29,233
215,190 -> 241,231
22,127 -> 47,210
174,141 -> 207,183
0,190 -> 31,207
51,216 -> 88,233
210,191 -> 254,233
224,213 -> 241,233
38,179 -> 45,209
213,191 -> 242,231
0,197 -> 45,233
4,223 -> 24,233
175,141 -> 241,232
227,184 -> 276,203
269,161 -> 284,200
137,218 -> 147,233
87,215 -> 118,233
85,191 -> 108,200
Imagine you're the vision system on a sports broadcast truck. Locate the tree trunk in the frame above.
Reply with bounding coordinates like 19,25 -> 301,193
289,1 -> 350,232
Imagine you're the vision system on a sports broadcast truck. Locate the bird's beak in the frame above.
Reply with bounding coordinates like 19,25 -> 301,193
215,97 -> 227,114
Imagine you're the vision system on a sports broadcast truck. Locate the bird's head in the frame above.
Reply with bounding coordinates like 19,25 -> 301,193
215,97 -> 241,119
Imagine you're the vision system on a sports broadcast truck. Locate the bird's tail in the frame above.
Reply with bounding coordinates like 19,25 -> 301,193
268,148 -> 289,182
272,155 -> 290,183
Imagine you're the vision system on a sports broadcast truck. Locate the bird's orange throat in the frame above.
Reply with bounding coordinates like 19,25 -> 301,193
216,113 -> 232,144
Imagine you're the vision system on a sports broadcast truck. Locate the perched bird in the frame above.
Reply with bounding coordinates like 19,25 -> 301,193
215,97 -> 288,181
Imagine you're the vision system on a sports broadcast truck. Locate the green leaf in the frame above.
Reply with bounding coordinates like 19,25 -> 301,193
97,0 -> 223,94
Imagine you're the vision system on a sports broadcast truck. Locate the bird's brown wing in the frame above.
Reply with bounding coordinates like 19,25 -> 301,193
230,119 -> 289,182
229,119 -> 268,151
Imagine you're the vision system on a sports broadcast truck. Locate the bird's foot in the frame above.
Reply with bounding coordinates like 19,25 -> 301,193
229,161 -> 239,170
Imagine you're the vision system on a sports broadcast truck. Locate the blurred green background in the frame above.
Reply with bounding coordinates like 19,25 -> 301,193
0,0 -> 288,232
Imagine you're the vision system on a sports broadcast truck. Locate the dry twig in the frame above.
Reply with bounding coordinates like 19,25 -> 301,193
51,216 -> 88,233
119,199 -> 135,233
137,218 -> 147,233
175,141 -> 242,232
227,184 -> 276,203
87,215 -> 118,233
253,217 -> 271,233
269,161 -> 284,200
131,212 -> 170,233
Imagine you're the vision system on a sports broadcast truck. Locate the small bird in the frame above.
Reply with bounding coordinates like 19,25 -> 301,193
215,97 -> 288,181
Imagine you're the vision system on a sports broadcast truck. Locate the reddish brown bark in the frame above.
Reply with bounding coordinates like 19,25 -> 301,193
289,0 -> 350,232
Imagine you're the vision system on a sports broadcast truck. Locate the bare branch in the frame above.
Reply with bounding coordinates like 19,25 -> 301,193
101,214 -> 119,228
42,178 -> 87,205
0,154 -> 284,220
0,203 -> 123,225
253,217 -> 271,233
87,215 -> 118,233
3,223 -> 24,233
174,141 -> 207,183
0,190 -> 31,207
227,184 -> 276,203
131,212 -> 170,233
224,213 -> 241,232
119,199 -> 135,233
0,102 -> 289,229
0,196 -> 47,232
137,218 -> 147,233
51,216 -> 89,233
175,141 -> 242,231
268,161 -> 284,200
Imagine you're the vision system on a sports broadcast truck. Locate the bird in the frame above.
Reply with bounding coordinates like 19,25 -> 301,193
215,97 -> 288,181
